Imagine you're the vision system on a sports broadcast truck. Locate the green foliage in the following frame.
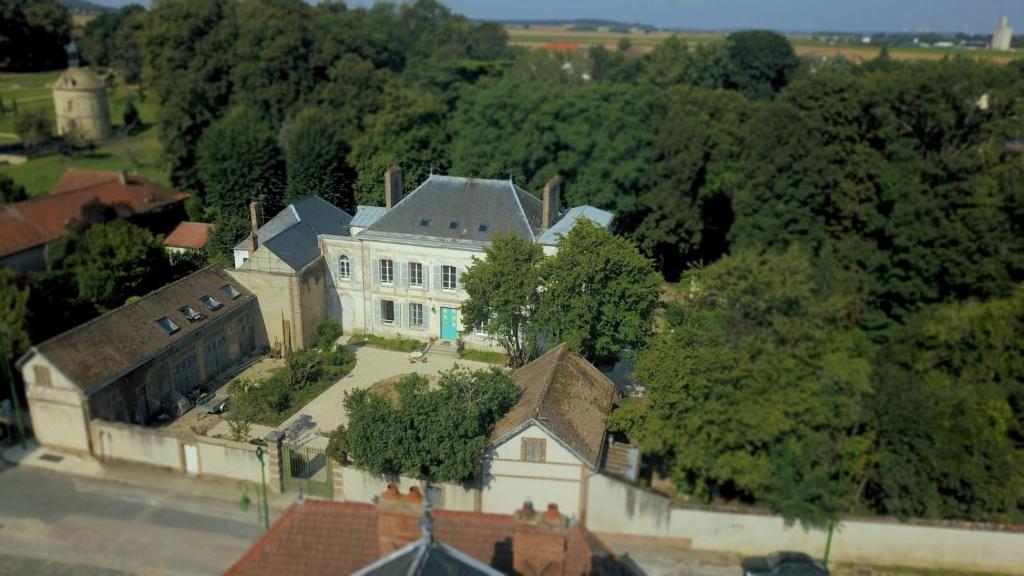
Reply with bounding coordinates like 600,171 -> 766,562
281,106 -> 356,211
0,174 -> 27,205
68,220 -> 171,312
0,270 -> 31,363
326,424 -> 348,463
0,0 -> 70,71
534,220 -> 662,364
80,4 -> 146,83
315,319 -> 344,352
725,30 -> 799,99
197,105 -> 285,217
641,37 -> 730,89
612,248 -> 875,526
866,287 -> 1024,523
357,333 -> 425,353
458,349 -> 508,365
122,95 -> 140,130
344,367 -> 518,482
14,108 -> 53,148
459,233 -> 544,368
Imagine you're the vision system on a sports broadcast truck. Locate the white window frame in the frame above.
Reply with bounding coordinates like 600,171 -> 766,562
441,265 -> 457,291
381,300 -> 396,325
380,259 -> 394,284
338,255 -> 351,280
409,262 -> 423,288
409,303 -> 424,327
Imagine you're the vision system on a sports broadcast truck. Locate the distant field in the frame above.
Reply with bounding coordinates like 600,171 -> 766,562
0,70 -> 169,197
506,25 -> 1024,63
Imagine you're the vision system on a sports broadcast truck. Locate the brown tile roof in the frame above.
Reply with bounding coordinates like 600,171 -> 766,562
163,222 -> 213,249
227,500 -> 622,576
491,345 -> 616,468
0,169 -> 188,258
21,266 -> 253,395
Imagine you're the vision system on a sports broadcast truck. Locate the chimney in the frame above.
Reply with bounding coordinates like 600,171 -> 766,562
118,170 -> 128,185
512,503 -> 568,576
248,201 -> 259,252
543,175 -> 562,229
377,483 -> 422,555
385,165 -> 403,210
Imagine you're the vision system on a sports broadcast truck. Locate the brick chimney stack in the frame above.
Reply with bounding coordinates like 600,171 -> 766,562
512,502 -> 569,576
248,201 -> 259,252
543,175 -> 562,229
376,483 -> 423,555
385,165 -> 403,210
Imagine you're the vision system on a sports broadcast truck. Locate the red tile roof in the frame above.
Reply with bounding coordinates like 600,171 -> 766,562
227,500 -> 622,576
163,221 -> 213,249
0,169 -> 188,258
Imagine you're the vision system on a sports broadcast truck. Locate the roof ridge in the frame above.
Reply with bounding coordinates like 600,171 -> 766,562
31,264 -> 229,352
508,181 -> 536,242
534,345 -> 567,419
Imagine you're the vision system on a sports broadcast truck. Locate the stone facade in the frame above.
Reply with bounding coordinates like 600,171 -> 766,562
53,67 -> 112,141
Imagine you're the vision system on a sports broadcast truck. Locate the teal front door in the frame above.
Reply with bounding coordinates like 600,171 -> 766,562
440,307 -> 457,340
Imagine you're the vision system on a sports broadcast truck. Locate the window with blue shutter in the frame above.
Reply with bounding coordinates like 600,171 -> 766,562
433,265 -> 442,291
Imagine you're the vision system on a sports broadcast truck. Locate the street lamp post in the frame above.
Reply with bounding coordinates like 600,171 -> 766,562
255,446 -> 270,530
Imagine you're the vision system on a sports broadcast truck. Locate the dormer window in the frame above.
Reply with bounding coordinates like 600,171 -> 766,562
419,218 -> 431,227
478,224 -> 489,233
179,306 -> 205,323
221,284 -> 241,299
156,317 -> 180,335
448,221 -> 459,230
199,295 -> 223,311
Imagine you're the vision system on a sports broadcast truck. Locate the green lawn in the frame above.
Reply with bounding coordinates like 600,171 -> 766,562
354,333 -> 427,353
0,69 -> 169,197
459,348 -> 508,365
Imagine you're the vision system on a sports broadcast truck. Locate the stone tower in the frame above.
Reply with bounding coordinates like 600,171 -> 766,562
52,40 -> 112,141
992,16 -> 1014,52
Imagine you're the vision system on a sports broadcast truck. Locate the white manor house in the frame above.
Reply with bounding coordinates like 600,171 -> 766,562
232,167 -> 613,352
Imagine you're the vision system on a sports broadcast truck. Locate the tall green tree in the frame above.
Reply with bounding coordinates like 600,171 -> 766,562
0,174 -> 27,205
281,106 -> 356,211
0,0 -> 70,71
460,233 -> 544,368
80,4 -> 146,83
725,30 -> 798,99
534,220 -> 661,364
69,220 -> 171,311
612,248 -> 875,526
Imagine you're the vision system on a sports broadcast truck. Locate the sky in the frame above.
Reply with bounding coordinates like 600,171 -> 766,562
336,0 -> 1024,34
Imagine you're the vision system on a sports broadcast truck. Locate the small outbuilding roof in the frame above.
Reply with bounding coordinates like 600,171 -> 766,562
19,266 -> 253,395
490,345 -> 617,469
234,196 -> 353,270
536,205 -> 614,246
163,222 -> 214,250
351,205 -> 388,229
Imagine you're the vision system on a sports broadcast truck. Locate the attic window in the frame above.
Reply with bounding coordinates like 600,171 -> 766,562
156,317 -> 180,335
419,218 -> 431,227
448,221 -> 459,230
199,295 -> 223,311
478,224 -> 489,233
179,306 -> 205,323
221,284 -> 241,299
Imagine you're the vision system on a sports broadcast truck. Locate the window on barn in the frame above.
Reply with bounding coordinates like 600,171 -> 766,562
156,316 -> 181,335
521,438 -> 546,463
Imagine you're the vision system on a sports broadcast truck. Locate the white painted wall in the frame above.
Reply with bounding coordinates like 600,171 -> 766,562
196,436 -> 264,483
90,420 -> 183,471
586,474 -> 1024,575
20,354 -> 90,453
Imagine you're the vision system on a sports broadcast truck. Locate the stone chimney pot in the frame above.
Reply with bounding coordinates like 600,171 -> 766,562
543,175 -> 562,229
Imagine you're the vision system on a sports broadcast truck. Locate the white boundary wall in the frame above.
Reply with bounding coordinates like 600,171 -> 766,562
586,474 -> 1024,574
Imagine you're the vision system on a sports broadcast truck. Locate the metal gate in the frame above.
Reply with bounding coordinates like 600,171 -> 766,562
282,443 -> 333,499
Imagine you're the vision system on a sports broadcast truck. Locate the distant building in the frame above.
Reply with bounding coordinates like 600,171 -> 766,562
164,222 -> 214,254
52,40 -> 112,141
0,169 -> 188,271
992,16 -> 1013,51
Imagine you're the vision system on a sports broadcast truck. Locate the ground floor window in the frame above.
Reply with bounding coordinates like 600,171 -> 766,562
381,300 -> 395,325
409,303 -> 424,327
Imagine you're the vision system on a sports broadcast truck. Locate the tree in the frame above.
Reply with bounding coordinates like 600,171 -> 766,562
460,233 -> 544,368
534,220 -> 661,364
80,4 -> 146,83
725,30 -> 799,99
0,0 -> 70,71
0,174 -> 27,205
122,95 -> 140,130
14,109 -> 53,148
0,270 -> 30,363
69,220 -> 171,311
196,105 -> 285,218
343,367 -> 518,482
281,106 -> 356,211
611,248 -> 875,526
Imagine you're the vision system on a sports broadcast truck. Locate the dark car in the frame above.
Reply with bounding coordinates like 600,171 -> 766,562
741,552 -> 829,576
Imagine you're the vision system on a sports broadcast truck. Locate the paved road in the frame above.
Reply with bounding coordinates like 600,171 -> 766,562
0,461 -> 266,575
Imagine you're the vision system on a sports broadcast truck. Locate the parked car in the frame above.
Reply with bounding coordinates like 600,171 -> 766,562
741,552 -> 829,576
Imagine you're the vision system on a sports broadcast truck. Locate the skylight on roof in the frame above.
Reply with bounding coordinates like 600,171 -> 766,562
419,218 -> 431,227
448,221 -> 459,230
478,224 -> 489,232
199,295 -> 223,311
156,316 -> 180,335
221,284 -> 241,299
179,306 -> 205,323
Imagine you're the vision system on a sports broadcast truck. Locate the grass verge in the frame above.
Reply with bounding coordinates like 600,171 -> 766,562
355,333 -> 426,353
459,348 -> 508,365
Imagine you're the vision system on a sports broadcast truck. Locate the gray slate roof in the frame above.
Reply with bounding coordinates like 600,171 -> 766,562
365,175 -> 543,243
351,205 -> 387,228
354,531 -> 502,576
235,196 -> 352,270
536,205 -> 614,246
21,266 -> 254,395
